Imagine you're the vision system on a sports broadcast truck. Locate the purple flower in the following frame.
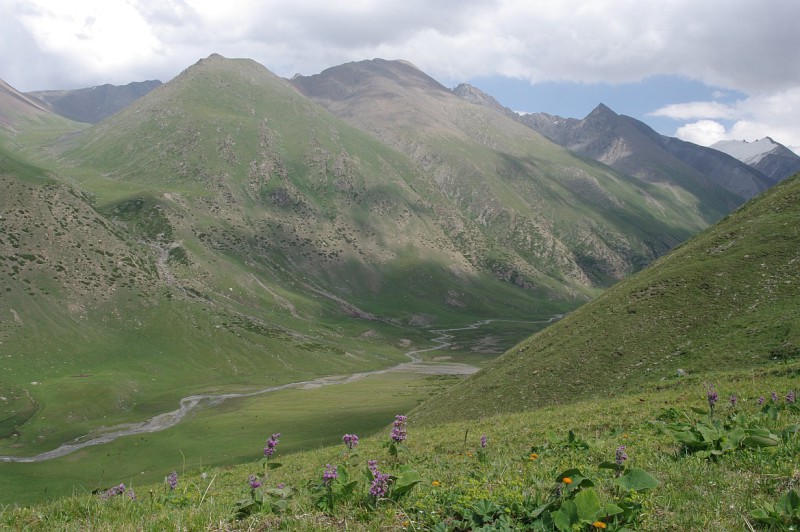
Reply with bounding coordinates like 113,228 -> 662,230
322,464 -> 338,485
248,474 -> 262,489
166,471 -> 178,491
276,483 -> 285,489
101,483 -> 126,499
771,391 -> 779,403
127,488 -> 136,501
480,434 -> 488,448
391,415 -> 407,443
706,384 -> 718,409
615,445 -> 628,466
367,460 -> 379,474
342,433 -> 359,450
264,432 -> 281,457
758,396 -> 765,406
369,466 -> 390,498
787,390 -> 796,404
729,395 -> 738,408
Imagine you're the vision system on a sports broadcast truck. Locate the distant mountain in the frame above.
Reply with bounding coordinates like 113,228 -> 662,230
27,80 -> 161,123
451,83 -> 519,121
292,59 -> 723,288
518,103 -> 775,202
414,172 -> 800,424
712,137 -> 800,182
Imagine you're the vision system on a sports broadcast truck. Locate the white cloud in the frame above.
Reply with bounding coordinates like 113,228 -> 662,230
659,88 -> 800,152
3,0 -> 800,92
676,120 -> 727,146
650,102 -> 738,121
2,0 -> 799,150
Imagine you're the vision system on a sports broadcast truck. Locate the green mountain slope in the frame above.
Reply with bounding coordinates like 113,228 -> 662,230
1,55 -> 574,460
292,59 -> 726,288
414,173 -> 800,424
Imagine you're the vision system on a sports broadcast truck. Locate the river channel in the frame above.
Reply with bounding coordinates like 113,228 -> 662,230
0,316 -> 560,463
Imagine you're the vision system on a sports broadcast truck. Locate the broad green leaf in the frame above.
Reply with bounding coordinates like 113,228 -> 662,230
553,500 -> 577,531
574,488 -> 602,522
613,468 -> 659,492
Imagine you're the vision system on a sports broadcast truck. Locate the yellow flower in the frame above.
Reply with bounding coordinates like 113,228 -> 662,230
431,480 -> 440,487
529,453 -> 539,461
593,521 -> 607,529
466,451 -> 473,457
562,477 -> 573,484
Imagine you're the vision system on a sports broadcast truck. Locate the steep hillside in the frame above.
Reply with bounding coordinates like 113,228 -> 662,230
414,173 -> 800,423
0,79 -> 80,136
293,59 -> 718,288
520,103 -> 773,202
28,80 -> 162,124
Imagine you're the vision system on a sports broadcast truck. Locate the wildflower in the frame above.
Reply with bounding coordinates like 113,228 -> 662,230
367,459 -> 379,474
706,384 -> 718,410
264,432 -> 281,457
529,453 -> 538,461
166,471 -> 178,491
391,415 -> 407,443
431,480 -> 440,487
276,483 -> 285,489
787,390 -> 796,404
248,474 -> 262,489
322,464 -> 338,485
369,466 -> 390,498
593,521 -> 607,529
729,395 -> 738,408
127,488 -> 136,501
466,451 -> 473,458
342,433 -> 359,449
101,483 -> 126,499
758,396 -> 765,406
562,477 -> 573,484
771,391 -> 779,403
615,445 -> 628,466
480,434 -> 488,448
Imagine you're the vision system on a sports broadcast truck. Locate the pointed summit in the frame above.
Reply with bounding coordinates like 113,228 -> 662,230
584,103 -> 619,124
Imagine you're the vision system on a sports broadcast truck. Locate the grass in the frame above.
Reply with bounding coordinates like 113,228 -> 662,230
2,361 -> 798,530
0,371 -> 446,505
0,316 -> 548,505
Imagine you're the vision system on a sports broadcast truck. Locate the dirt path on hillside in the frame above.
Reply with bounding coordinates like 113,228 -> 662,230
0,315 -> 561,463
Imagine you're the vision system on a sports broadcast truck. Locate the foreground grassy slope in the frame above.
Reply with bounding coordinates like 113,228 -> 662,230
3,362 -> 799,530
413,173 -> 800,424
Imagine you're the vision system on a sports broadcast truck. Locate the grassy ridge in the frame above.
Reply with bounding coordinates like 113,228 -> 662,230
413,173 -> 800,424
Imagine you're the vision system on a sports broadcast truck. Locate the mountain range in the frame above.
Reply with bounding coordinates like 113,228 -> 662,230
0,53 -> 793,470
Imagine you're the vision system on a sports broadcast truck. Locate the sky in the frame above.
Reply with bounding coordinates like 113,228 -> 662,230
1,0 -> 799,152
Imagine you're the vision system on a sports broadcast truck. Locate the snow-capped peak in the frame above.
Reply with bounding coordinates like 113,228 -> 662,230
711,137 -> 779,165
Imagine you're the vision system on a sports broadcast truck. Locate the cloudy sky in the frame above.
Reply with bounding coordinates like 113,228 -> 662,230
2,0 -> 798,151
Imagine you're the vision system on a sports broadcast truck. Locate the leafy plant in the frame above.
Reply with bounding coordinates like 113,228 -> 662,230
752,489 -> 800,528
661,415 -> 781,459
531,429 -> 590,454
310,464 -> 357,511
